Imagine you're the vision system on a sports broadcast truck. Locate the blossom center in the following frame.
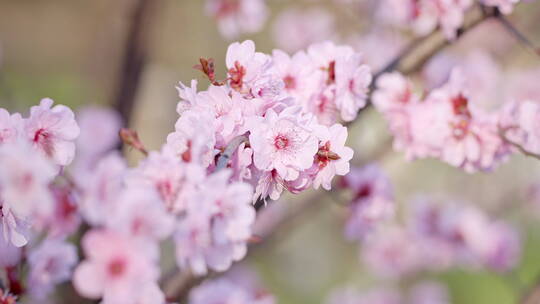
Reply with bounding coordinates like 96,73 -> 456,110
274,135 -> 289,150
108,258 -> 126,278
229,61 -> 246,91
283,75 -> 296,90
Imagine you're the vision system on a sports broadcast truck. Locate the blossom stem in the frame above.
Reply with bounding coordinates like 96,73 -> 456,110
215,134 -> 249,170
499,128 -> 540,161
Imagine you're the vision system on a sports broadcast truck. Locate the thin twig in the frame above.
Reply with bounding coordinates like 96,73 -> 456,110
215,135 -> 249,170
499,127 -> 540,161
496,13 -> 540,58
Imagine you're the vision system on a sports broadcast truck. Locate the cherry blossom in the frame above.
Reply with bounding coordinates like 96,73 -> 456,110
249,107 -> 319,181
205,0 -> 268,39
0,109 -> 21,145
272,8 -> 336,53
341,164 -> 395,241
73,230 -> 160,304
27,239 -> 78,299
24,98 -> 80,166
0,141 -> 56,247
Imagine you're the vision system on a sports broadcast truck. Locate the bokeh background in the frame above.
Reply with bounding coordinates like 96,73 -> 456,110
1,0 -> 540,303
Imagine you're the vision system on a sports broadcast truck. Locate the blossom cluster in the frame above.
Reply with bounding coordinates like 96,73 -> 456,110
205,0 -> 268,39
0,38 -> 362,304
173,40 -> 364,202
360,196 -> 520,279
373,68 -> 513,173
377,0 -> 522,40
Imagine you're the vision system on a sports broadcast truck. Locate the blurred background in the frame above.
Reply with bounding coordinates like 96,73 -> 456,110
1,0 -> 540,303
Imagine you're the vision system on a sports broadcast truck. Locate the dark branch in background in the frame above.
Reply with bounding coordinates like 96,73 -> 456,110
111,0 -> 159,128
495,13 -> 540,58
163,4 -> 505,301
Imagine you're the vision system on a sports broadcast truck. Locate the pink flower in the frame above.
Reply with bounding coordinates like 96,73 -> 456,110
166,110 -> 216,167
73,230 -> 159,304
271,50 -> 319,106
0,109 -> 21,145
189,277 -> 274,304
252,169 -> 285,202
342,164 -> 395,241
28,239 -> 78,299
249,107 -> 319,181
79,152 -> 127,226
105,188 -> 174,243
313,124 -> 354,190
226,40 -> 273,94
175,169 -> 255,275
362,226 -> 421,278
206,0 -> 268,39
272,8 -> 335,53
24,98 -> 80,166
0,141 -> 56,247
74,106 -> 122,173
0,224 -> 21,267
35,185 -> 81,239
126,148 -> 205,214
334,55 -> 372,122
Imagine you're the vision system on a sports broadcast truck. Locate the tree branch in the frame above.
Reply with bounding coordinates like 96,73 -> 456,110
112,0 -> 159,128
215,135 -> 249,170
495,13 -> 540,58
162,4 -> 502,301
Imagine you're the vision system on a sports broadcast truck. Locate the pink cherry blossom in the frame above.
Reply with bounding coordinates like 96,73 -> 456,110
73,230 -> 159,304
313,124 -> 354,190
166,110 -> 216,167
226,40 -> 274,94
175,169 -> 255,275
249,107 -> 319,181
74,106 -> 122,174
0,141 -> 56,247
334,55 -> 372,121
0,109 -> 21,145
205,0 -> 268,39
105,188 -> 174,243
126,148 -> 205,214
362,226 -> 422,278
28,239 -> 78,299
272,8 -> 336,53
24,98 -> 80,166
79,152 -> 127,226
35,185 -> 81,239
342,164 -> 395,241
0,224 -> 21,267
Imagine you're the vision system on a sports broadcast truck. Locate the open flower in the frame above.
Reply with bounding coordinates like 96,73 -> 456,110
24,98 -> 80,166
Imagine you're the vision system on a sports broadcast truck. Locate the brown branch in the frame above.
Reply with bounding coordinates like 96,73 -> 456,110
162,4 -> 502,301
499,127 -> 540,161
495,13 -> 540,58
111,0 -> 159,128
